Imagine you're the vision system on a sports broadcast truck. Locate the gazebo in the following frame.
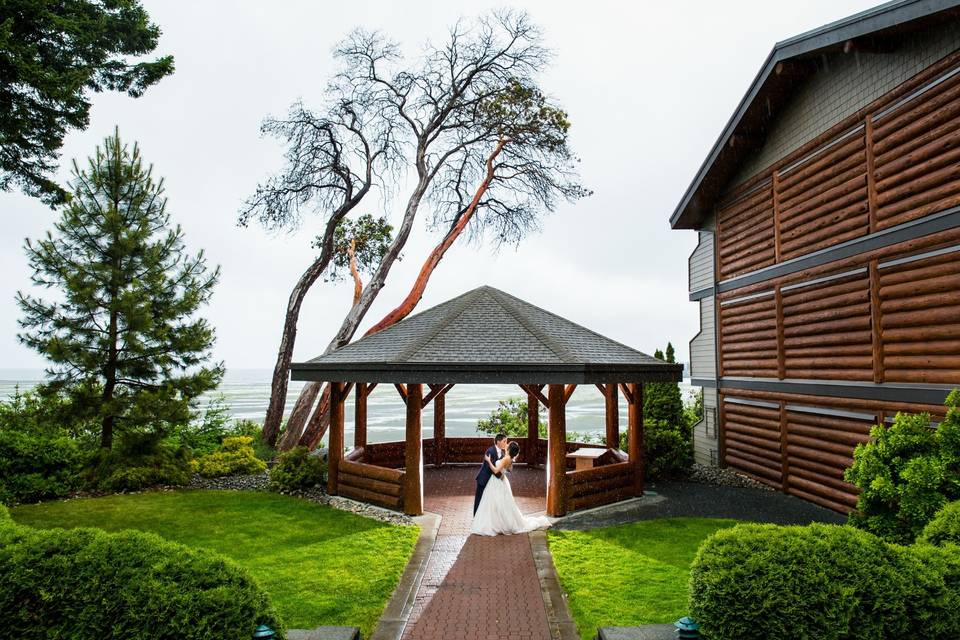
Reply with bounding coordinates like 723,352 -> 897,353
290,285 -> 682,517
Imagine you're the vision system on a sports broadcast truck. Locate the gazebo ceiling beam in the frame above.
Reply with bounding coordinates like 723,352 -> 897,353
421,383 -> 455,408
518,384 -> 548,406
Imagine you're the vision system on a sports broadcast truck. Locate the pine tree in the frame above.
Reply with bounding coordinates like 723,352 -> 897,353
645,342 -> 685,428
17,129 -> 222,449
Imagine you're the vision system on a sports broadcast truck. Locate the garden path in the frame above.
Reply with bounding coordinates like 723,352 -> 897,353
402,465 -> 551,640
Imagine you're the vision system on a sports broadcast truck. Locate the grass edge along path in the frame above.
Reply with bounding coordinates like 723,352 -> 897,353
547,517 -> 742,639
11,489 -> 419,637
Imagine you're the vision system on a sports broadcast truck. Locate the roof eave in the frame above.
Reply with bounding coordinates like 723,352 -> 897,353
289,361 -> 684,385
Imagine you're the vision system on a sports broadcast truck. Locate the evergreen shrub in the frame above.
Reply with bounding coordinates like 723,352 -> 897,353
0,506 -> 283,639
689,523 -> 960,640
192,436 -> 267,477
269,446 -> 326,492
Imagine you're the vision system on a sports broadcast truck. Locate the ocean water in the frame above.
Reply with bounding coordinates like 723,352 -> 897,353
0,368 -> 696,445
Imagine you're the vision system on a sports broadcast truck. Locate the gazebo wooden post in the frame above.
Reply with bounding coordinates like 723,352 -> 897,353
354,383 -> 368,450
526,388 -> 539,468
404,383 -> 423,516
604,383 -> 619,449
434,388 -> 446,467
328,381 -> 345,495
627,382 -> 645,496
547,383 -> 567,517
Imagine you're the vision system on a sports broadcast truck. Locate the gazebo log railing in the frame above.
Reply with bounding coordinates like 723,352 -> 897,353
320,379 -> 650,517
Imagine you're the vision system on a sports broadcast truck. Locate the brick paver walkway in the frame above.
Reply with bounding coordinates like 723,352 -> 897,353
403,465 -> 551,640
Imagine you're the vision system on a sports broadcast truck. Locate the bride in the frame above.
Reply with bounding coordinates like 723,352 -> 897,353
471,441 -> 552,536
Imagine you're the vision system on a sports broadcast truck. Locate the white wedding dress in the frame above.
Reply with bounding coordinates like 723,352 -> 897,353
471,468 -> 552,536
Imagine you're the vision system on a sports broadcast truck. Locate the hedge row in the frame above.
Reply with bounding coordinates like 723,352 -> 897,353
0,505 -> 283,639
689,522 -> 960,640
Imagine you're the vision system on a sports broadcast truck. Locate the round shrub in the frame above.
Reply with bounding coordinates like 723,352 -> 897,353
0,428 -> 82,504
84,431 -> 193,492
0,514 -> 283,639
919,500 -> 960,547
689,522 -> 960,640
844,390 -> 960,543
192,436 -> 267,478
269,446 -> 326,493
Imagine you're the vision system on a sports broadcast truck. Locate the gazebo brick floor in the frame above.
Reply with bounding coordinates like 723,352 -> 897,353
403,465 -> 551,640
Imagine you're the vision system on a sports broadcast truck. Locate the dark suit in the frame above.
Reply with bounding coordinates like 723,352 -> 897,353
474,444 -> 503,515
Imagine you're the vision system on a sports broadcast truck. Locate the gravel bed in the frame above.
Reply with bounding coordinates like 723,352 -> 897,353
680,463 -> 777,491
187,472 -> 414,526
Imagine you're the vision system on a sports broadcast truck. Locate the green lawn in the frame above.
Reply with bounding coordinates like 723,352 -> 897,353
11,490 -> 419,636
548,517 -> 741,639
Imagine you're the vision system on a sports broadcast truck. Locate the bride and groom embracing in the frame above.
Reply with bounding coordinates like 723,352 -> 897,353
471,433 -> 552,536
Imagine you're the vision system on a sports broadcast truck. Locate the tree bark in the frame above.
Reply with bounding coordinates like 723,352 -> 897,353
292,139 -> 509,450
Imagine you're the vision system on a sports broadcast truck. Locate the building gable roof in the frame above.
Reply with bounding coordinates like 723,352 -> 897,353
670,0 -> 960,230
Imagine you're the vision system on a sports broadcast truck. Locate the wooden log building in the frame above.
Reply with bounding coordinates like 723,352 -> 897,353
673,0 -> 960,512
290,285 -> 682,517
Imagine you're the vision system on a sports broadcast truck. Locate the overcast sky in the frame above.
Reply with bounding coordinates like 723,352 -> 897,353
0,0 -> 881,372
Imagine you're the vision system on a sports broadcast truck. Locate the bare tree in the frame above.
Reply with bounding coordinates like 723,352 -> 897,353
239,99 -> 396,445
283,16 -> 590,450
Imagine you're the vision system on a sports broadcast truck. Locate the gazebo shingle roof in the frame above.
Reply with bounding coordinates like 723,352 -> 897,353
290,285 -> 683,384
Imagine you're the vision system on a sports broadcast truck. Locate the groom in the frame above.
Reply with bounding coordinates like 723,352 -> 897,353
474,433 -> 508,515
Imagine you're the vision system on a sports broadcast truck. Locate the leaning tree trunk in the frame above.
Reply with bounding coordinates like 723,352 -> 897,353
276,243 -> 364,451
293,138 -> 509,450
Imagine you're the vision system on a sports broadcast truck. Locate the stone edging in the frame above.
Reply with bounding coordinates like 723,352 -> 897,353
369,512 -> 441,640
529,530 -> 579,640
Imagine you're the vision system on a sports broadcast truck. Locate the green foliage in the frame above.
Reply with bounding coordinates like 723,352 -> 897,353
919,500 -> 960,547
0,389 -> 87,504
167,396 -> 233,457
548,518 -> 741,638
84,431 -> 192,491
618,423 -> 692,479
233,419 -> 277,461
645,343 -> 686,431
689,523 -> 960,640
269,446 -> 327,492
17,129 -> 222,449
477,397 -> 546,438
0,0 -> 174,205
844,390 -> 960,543
192,436 -> 267,478
320,213 -> 395,282
11,490 -> 419,635
0,511 -> 282,639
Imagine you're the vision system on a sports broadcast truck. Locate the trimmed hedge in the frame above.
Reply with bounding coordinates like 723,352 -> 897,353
0,504 -> 283,639
0,428 -> 82,504
919,500 -> 960,547
689,523 -> 960,640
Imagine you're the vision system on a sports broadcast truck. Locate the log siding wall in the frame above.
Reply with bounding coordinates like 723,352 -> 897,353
691,44 -> 960,513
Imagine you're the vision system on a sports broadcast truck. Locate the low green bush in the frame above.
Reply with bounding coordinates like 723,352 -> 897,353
689,522 -> 960,640
269,446 -> 326,492
233,419 -> 277,461
0,390 -> 86,505
0,428 -> 83,504
919,500 -> 960,547
618,421 -> 693,479
0,505 -> 283,639
84,431 -> 192,491
844,389 -> 960,543
192,435 -> 267,478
